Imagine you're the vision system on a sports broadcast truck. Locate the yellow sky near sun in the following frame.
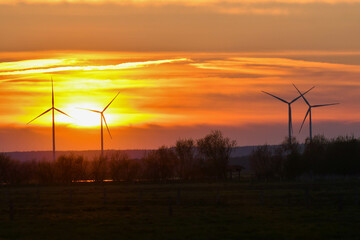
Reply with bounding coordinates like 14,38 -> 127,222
0,54 -> 188,127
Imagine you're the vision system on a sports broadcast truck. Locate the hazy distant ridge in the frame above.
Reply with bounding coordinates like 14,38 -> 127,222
5,146 -> 261,162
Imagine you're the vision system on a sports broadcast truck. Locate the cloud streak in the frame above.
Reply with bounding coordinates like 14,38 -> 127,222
0,58 -> 190,76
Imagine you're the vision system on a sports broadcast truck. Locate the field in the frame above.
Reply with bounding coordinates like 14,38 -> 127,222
1,180 -> 360,240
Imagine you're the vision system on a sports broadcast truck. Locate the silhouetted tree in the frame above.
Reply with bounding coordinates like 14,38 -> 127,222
54,154 -> 88,183
143,150 -> 160,180
143,146 -> 177,181
157,146 -> 177,180
36,160 -> 55,184
175,138 -> 196,180
0,154 -> 30,184
250,145 -> 283,180
326,136 -> 360,175
0,153 -> 14,183
127,160 -> 142,181
55,155 -> 75,183
281,137 -> 302,179
302,135 -> 327,175
72,155 -> 89,181
91,155 -> 108,182
109,151 -> 140,181
197,130 -> 236,179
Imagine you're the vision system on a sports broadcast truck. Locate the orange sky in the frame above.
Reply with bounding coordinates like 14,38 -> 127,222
0,1 -> 360,151
0,51 -> 359,151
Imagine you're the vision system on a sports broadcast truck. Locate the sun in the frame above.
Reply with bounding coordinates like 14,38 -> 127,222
59,103 -> 104,128
55,101 -> 152,129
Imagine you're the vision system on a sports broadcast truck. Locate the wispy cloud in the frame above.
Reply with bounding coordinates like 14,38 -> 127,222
0,58 -> 190,76
192,57 -> 360,74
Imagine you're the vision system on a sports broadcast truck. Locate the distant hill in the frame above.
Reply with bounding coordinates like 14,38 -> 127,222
4,145 -> 283,172
5,146 -> 261,161
4,149 -> 150,162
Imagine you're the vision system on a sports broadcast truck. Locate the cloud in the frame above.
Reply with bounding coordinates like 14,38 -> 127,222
0,58 -> 190,76
215,6 -> 290,15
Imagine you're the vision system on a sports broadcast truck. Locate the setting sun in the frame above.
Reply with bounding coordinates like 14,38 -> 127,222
64,103 -> 104,128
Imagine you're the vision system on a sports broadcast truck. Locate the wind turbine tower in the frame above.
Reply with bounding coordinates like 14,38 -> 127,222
27,77 -> 72,161
262,86 -> 314,144
293,84 -> 339,142
79,92 -> 120,156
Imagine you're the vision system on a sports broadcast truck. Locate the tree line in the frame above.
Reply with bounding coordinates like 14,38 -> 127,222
250,135 -> 360,180
0,130 -> 236,184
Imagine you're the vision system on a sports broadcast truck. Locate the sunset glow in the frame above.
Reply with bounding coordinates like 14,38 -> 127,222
0,50 -> 358,151
2,2 -> 360,239
1,0 -> 360,151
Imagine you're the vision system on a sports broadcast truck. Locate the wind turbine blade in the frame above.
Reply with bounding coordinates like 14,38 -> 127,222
51,77 -> 54,108
261,91 -> 288,104
54,108 -> 72,118
299,108 -> 310,133
312,103 -> 339,108
293,84 -> 311,106
77,107 -> 101,113
27,108 -> 52,124
103,91 -> 120,112
290,86 -> 315,104
289,107 -> 293,134
102,114 -> 112,139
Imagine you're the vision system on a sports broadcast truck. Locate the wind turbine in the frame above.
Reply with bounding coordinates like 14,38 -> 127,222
27,77 -> 72,161
293,84 -> 339,142
78,92 -> 120,156
262,86 -> 314,144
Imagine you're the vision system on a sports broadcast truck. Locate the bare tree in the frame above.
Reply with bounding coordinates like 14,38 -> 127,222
143,150 -> 160,181
157,146 -> 177,180
0,154 -> 14,183
36,159 -> 55,184
250,145 -> 278,180
0,154 -> 28,184
175,138 -> 196,180
109,151 -> 131,181
91,155 -> 108,182
55,154 -> 75,183
72,155 -> 89,181
143,146 -> 177,181
197,130 -> 236,180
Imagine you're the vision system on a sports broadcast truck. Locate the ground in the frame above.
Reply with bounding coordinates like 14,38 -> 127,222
1,180 -> 360,240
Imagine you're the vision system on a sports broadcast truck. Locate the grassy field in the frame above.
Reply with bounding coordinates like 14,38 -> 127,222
1,180 -> 360,240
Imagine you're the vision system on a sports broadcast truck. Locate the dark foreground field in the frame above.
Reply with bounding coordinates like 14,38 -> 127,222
1,180 -> 360,240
